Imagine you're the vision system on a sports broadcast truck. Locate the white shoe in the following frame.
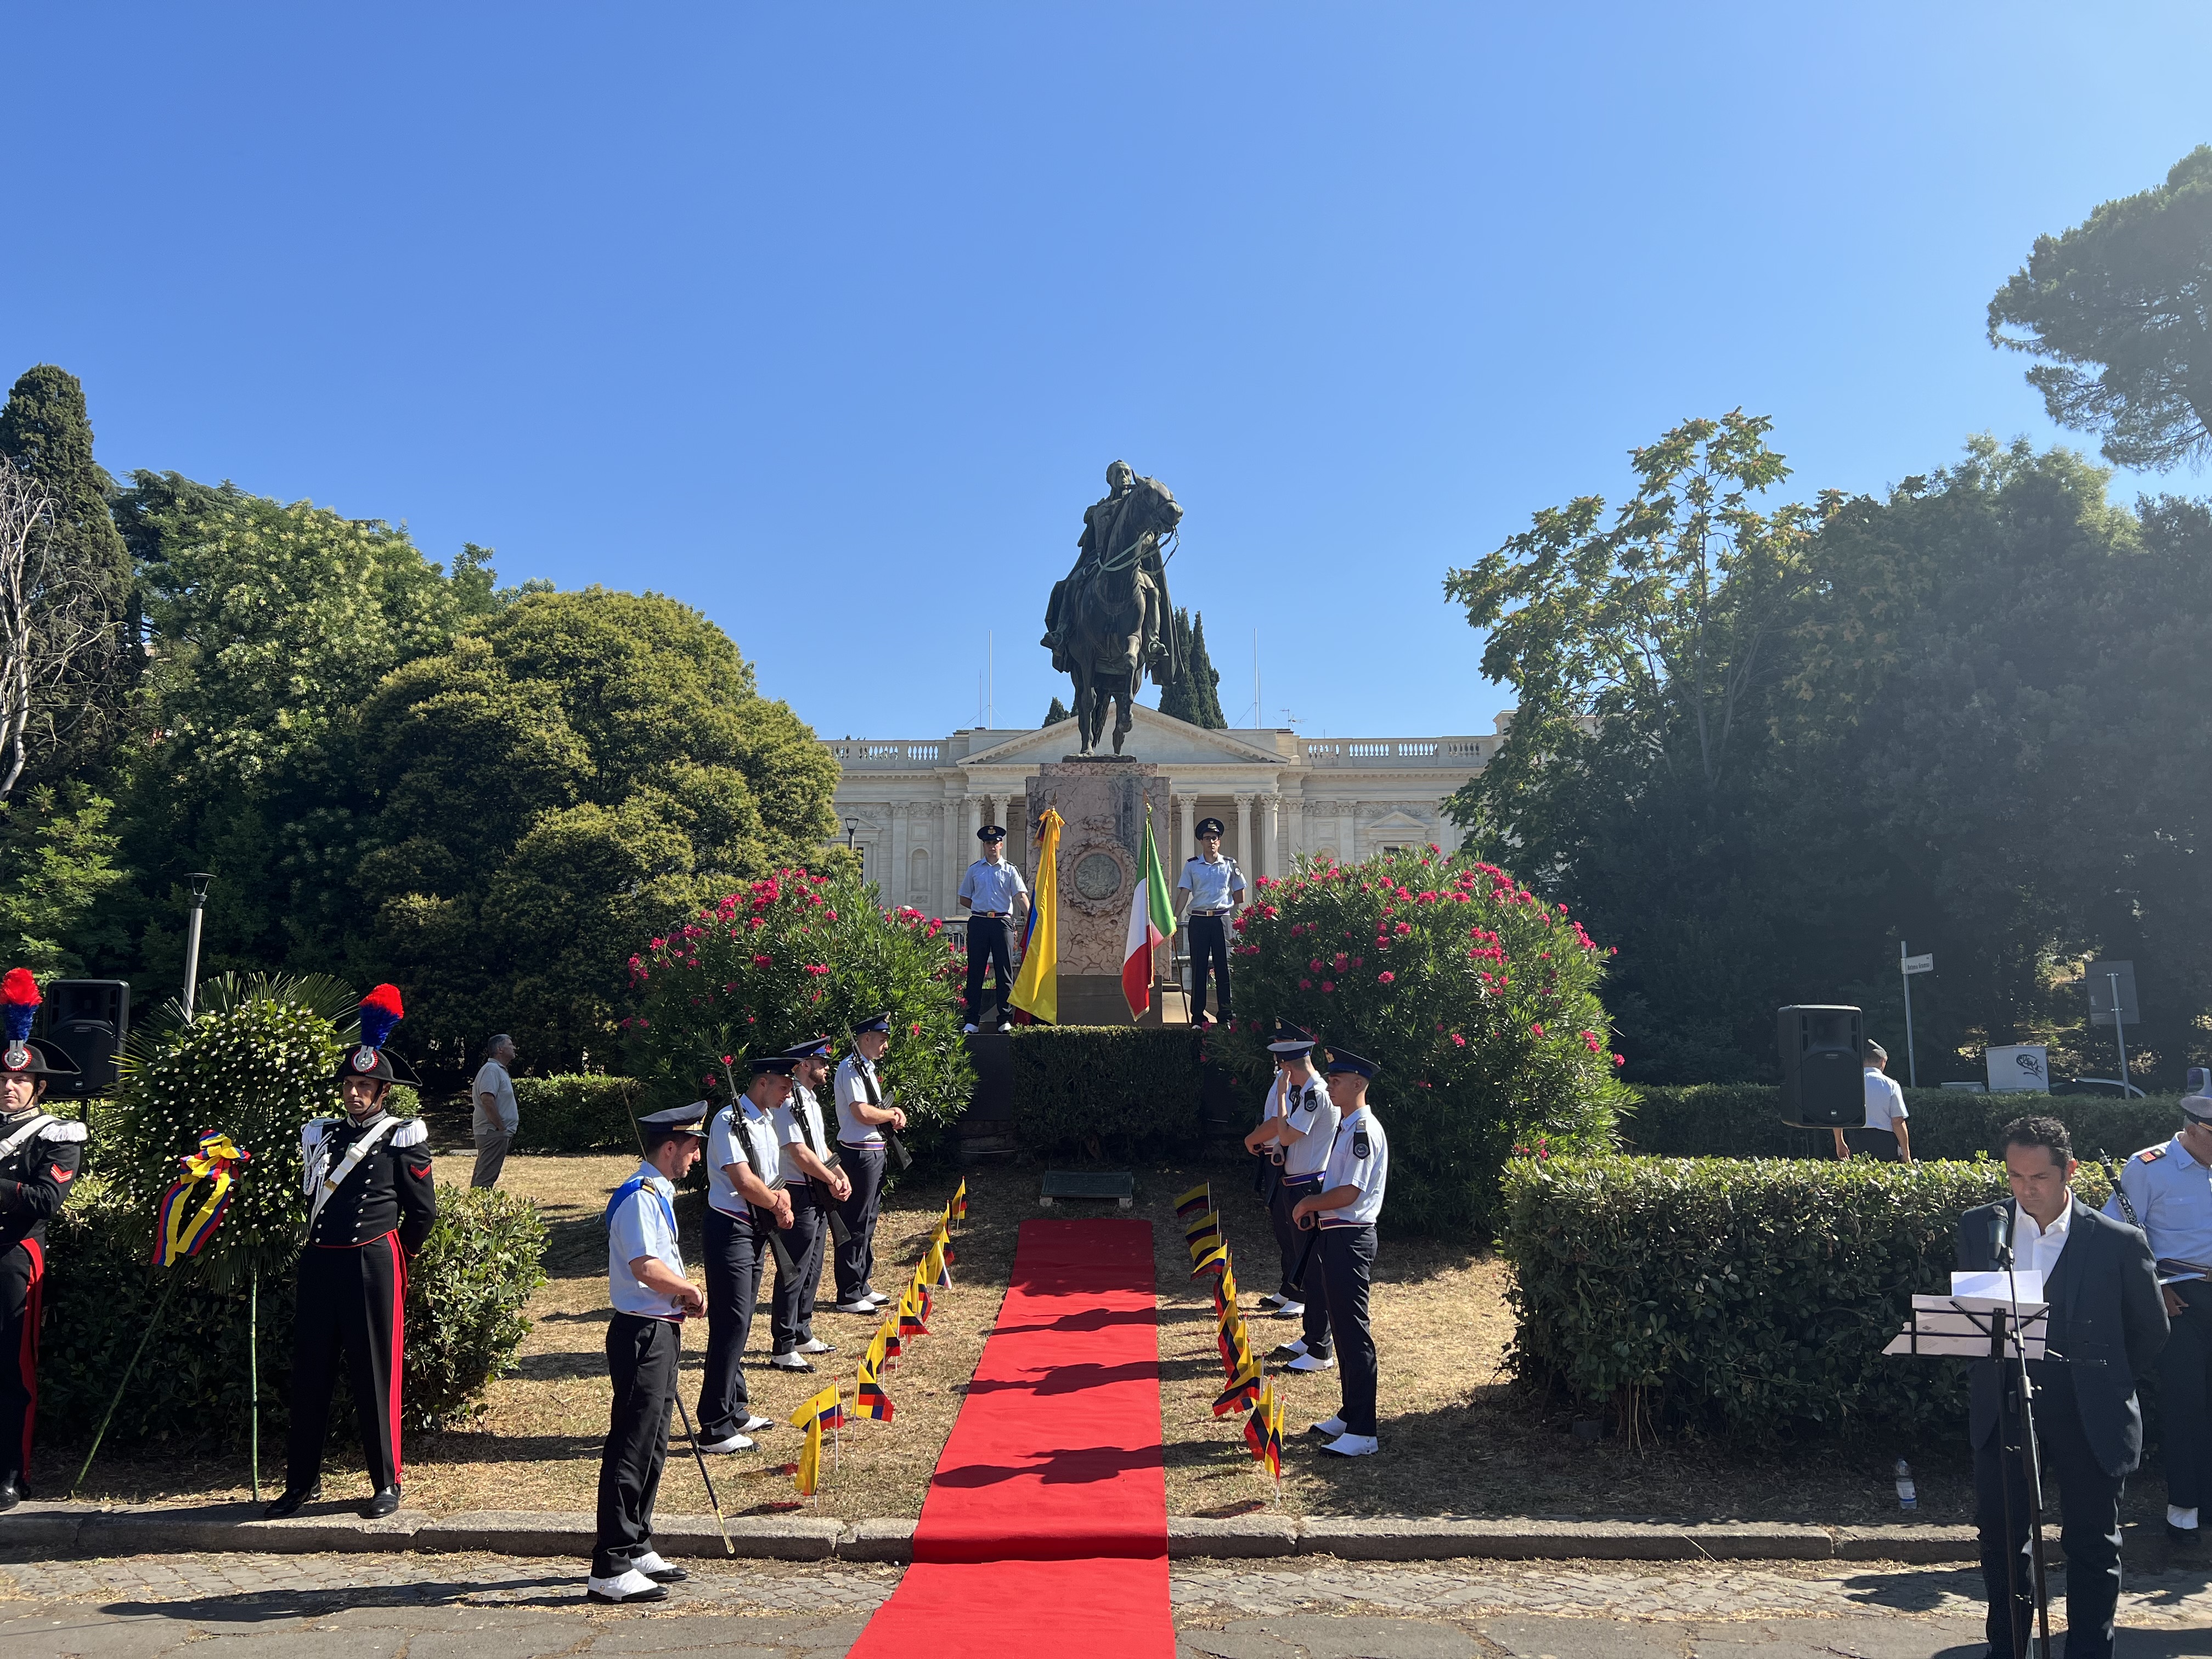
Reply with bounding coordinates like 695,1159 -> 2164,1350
631,1550 -> 689,1583
1307,1415 -> 1346,1438
1285,1352 -> 1334,1374
862,1289 -> 891,1306
797,1337 -> 836,1355
586,1568 -> 668,1604
1255,1293 -> 1289,1312
1318,1432 -> 1379,1457
1271,1301 -> 1306,1319
770,1351 -> 814,1372
738,1414 -> 774,1434
697,1432 -> 753,1453
996,1019 -> 1012,1032
828,1299 -> 877,1314
963,1023 -> 979,1034
1268,1338 -> 1307,1361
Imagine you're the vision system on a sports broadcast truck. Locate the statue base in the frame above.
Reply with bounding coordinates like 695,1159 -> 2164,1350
1025,761 -> 1173,1025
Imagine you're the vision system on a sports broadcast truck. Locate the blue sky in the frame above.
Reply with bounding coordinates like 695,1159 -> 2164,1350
7,5 -> 2209,741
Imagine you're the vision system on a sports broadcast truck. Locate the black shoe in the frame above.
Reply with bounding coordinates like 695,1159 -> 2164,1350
643,1564 -> 690,1584
262,1485 -> 321,1520
360,1483 -> 402,1519
2168,1521 -> 2204,1548
0,1475 -> 20,1513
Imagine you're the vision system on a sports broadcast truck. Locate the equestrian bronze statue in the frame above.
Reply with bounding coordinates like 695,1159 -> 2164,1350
1041,460 -> 1182,755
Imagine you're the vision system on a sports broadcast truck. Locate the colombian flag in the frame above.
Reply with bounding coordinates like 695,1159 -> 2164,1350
1215,1361 -> 1262,1418
1010,808 -> 1063,1024
1175,1181 -> 1213,1223
1244,1378 -> 1274,1456
856,1353 -> 895,1422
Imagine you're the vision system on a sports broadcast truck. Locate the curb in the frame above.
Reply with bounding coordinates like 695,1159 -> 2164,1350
0,1503 -> 1979,1564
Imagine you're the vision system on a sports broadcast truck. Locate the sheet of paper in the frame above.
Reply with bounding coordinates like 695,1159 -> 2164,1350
1951,1269 -> 2044,1304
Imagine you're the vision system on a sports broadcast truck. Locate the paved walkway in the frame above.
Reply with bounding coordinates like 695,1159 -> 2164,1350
2,1549 -> 2208,1656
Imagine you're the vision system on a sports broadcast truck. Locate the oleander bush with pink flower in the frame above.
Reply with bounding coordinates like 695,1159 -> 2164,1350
1209,846 -> 1627,1232
623,864 -> 974,1159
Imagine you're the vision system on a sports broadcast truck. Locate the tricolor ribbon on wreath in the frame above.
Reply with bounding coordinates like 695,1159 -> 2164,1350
151,1131 -> 252,1267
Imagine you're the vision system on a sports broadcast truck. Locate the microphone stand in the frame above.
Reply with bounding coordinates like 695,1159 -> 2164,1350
1993,1206 -> 2055,1659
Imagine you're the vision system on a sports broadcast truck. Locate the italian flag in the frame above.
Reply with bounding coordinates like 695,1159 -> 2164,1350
1121,806 -> 1177,1018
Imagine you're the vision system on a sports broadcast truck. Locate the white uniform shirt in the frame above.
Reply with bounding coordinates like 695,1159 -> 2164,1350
1277,1073 -> 1339,1181
1317,1105 -> 1390,1228
834,1055 -> 886,1148
774,1086 -> 833,1185
706,1101 -> 782,1218
2105,1135 -> 2212,1279
2013,1200 -> 2072,1283
1861,1069 -> 1908,1133
1178,854 -> 1246,912
607,1163 -> 686,1318
471,1059 -> 520,1134
958,858 -> 1028,914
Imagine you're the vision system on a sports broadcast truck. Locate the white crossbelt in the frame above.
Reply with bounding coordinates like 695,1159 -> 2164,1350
306,1116 -> 400,1237
0,1111 -> 56,1162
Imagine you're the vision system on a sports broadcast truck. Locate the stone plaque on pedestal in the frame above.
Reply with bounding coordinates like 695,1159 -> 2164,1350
1024,760 -> 1172,1024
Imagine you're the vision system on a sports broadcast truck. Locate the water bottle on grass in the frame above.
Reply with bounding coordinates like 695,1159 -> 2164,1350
1894,1458 -> 1917,1511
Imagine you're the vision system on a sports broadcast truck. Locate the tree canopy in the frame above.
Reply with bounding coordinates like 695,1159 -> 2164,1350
1158,606 -> 1227,727
1450,422 -> 2212,1087
1989,144 -> 2212,471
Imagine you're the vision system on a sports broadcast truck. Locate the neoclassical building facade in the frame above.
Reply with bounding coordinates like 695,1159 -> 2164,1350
821,706 -> 1507,917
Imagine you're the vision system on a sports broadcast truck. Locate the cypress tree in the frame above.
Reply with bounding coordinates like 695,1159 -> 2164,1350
1043,695 -> 1070,725
0,365 -> 138,787
1183,611 -> 1227,729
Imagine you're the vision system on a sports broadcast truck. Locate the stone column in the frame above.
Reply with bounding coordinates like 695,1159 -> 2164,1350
888,803 -> 908,906
1176,794 -> 1198,865
960,794 -> 981,909
1233,794 -> 1256,877
1259,794 -> 1281,881
1342,799 -> 1360,866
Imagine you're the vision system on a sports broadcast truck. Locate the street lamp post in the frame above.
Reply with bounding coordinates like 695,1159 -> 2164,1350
844,816 -> 859,850
182,872 -> 214,1020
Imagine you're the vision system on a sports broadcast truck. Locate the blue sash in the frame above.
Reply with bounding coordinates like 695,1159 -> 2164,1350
605,1175 -> 678,1237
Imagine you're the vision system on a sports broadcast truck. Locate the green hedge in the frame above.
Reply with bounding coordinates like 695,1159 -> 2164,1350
41,1179 -> 548,1450
1621,1084 -> 2183,1164
1498,1155 -> 2116,1443
509,1074 -> 642,1153
1008,1026 -> 1207,1158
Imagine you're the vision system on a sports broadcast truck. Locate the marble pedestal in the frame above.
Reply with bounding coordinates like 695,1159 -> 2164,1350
1025,758 -> 1172,1025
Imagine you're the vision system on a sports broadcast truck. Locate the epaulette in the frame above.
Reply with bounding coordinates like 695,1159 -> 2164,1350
392,1119 -> 430,1149
303,1116 -> 338,1141
2134,1144 -> 2168,1164
38,1119 -> 87,1143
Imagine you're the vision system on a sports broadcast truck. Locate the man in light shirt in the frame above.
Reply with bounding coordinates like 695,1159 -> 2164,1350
1956,1116 -> 2167,1659
1832,1039 -> 1911,1165
471,1034 -> 521,1188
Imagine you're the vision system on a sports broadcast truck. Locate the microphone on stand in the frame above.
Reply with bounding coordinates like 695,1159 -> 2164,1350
1990,1201 -> 2013,1271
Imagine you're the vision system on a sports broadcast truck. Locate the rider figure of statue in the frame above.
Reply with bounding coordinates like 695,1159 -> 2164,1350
1043,460 -> 1177,682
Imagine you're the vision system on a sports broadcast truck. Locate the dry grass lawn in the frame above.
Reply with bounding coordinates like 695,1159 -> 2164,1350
71,1143 -> 2155,1530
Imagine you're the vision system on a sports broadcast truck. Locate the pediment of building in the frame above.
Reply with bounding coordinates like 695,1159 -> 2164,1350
961,706 -> 1293,770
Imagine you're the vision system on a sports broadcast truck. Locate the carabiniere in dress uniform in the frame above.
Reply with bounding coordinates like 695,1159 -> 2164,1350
265,983 -> 436,1521
0,968 -> 85,1511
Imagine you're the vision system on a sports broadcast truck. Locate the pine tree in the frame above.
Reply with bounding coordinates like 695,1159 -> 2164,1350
0,365 -> 138,789
1044,695 -> 1070,726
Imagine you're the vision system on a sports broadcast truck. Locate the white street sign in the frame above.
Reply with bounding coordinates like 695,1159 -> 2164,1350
1901,953 -> 1934,975
1987,1045 -> 2050,1093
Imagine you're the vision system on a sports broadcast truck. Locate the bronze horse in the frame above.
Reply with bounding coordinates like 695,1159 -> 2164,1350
1047,471 -> 1181,754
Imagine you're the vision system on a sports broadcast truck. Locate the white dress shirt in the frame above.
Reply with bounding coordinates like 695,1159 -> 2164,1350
2014,1201 -> 2072,1283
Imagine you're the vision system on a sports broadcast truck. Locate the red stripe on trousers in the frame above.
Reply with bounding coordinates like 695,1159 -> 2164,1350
19,1239 -> 43,1480
385,1232 -> 408,1483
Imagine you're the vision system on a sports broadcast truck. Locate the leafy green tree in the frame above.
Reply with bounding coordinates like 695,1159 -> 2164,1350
0,782 -> 128,974
1989,145 -> 2212,471
352,589 -> 841,1068
0,365 -> 139,793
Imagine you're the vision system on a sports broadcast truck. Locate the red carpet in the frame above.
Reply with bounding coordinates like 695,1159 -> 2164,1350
846,1217 -> 1173,1656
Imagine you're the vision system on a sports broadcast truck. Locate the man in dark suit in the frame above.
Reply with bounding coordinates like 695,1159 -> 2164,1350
1957,1115 -> 2169,1659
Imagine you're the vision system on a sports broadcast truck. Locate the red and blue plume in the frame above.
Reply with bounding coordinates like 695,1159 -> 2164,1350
2,968 -> 40,1045
358,983 -> 405,1051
